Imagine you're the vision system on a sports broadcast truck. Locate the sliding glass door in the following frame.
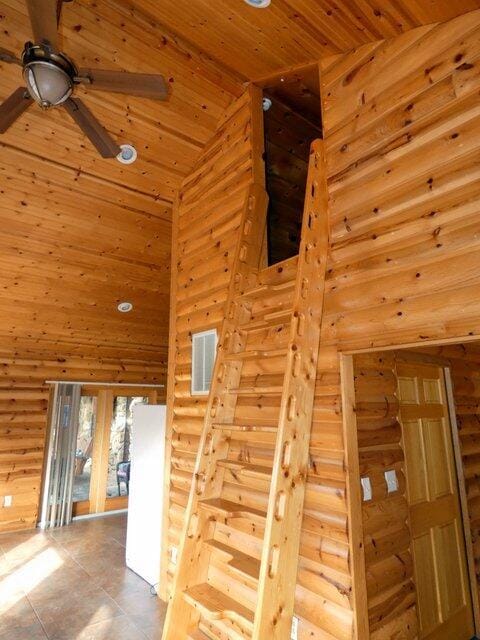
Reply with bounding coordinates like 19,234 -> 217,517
72,387 -> 158,517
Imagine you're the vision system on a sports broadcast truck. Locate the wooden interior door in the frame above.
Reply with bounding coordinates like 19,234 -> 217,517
396,359 -> 475,640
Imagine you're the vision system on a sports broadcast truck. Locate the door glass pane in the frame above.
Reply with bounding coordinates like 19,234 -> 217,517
73,396 -> 97,503
106,396 -> 148,498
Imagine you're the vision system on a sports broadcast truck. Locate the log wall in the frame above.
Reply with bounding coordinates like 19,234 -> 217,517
320,10 -> 480,638
163,87 -> 258,590
321,9 -> 480,351
165,9 -> 480,639
0,351 -> 166,533
352,344 -> 480,637
352,351 -> 416,639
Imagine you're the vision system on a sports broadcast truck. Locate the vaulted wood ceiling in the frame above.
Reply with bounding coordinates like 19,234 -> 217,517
0,0 -> 239,362
0,0 -> 478,363
146,0 -> 480,78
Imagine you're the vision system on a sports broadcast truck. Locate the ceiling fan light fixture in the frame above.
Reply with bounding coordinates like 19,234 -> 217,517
116,143 -> 137,164
22,44 -> 76,108
244,0 -> 271,6
24,61 -> 72,107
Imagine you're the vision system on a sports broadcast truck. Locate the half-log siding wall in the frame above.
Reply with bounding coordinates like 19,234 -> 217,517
352,344 -> 480,637
165,9 -> 480,640
321,9 -> 480,351
163,88 -> 258,590
352,351 -> 416,638
0,352 -> 166,533
163,89 -> 354,636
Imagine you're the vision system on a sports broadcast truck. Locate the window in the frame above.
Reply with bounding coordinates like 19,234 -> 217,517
192,329 -> 217,395
106,396 -> 148,498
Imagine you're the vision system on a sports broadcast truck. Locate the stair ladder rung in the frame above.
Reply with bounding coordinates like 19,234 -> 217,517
223,348 -> 287,361
199,498 -> 266,524
218,459 -> 272,480
234,280 -> 294,303
228,385 -> 283,396
205,539 -> 260,587
212,422 -> 278,433
187,631 -> 213,640
183,584 -> 255,638
239,308 -> 292,331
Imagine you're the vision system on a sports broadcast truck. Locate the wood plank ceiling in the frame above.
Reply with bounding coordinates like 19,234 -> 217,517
0,0 -> 240,361
140,0 -> 480,78
0,0 -> 479,363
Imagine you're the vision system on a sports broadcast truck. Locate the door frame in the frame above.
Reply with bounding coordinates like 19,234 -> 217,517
72,386 -> 159,517
340,348 -> 480,639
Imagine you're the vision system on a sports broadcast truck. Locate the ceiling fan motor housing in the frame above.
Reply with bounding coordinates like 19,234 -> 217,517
22,42 -> 77,108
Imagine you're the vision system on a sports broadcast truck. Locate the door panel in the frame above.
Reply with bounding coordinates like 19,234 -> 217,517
396,360 -> 474,640
413,532 -> 440,635
423,418 -> 452,499
435,521 -> 467,617
402,419 -> 428,504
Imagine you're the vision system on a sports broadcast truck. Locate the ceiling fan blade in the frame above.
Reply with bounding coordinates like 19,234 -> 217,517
0,87 -> 32,133
0,47 -> 21,65
63,97 -> 121,158
25,0 -> 59,49
77,69 -> 169,100
56,0 -> 72,25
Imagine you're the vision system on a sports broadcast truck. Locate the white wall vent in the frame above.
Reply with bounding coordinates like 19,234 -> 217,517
191,329 -> 217,395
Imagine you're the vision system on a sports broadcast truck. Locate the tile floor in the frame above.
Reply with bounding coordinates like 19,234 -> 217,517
0,514 -> 167,639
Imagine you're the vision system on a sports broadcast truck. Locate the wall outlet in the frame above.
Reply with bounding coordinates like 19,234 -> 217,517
361,476 -> 372,501
3,495 -> 12,508
290,615 -> 299,640
385,469 -> 399,493
171,547 -> 178,565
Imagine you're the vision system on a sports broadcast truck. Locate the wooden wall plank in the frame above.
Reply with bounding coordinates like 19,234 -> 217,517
0,355 -> 166,533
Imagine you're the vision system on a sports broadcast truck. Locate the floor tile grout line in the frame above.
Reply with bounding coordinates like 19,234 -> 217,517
1,515 -> 156,640
27,592 -> 54,640
53,518 -> 150,639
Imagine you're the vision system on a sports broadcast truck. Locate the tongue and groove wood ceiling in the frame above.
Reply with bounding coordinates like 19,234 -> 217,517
0,0 -> 478,362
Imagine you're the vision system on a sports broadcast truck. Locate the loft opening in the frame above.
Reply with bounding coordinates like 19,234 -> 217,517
259,64 -> 323,266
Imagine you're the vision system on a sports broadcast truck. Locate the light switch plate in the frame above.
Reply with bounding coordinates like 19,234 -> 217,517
171,547 -> 178,565
3,495 -> 12,507
361,477 -> 372,501
385,469 -> 399,493
290,615 -> 299,640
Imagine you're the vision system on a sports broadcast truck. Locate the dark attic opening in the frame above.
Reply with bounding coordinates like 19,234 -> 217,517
261,65 -> 323,265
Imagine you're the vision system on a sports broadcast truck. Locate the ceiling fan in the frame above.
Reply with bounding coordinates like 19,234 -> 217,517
0,0 -> 169,158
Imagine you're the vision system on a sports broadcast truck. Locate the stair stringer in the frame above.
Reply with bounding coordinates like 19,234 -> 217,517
252,139 -> 330,639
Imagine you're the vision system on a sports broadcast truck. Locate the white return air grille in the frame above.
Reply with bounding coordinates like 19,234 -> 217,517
191,329 -> 217,395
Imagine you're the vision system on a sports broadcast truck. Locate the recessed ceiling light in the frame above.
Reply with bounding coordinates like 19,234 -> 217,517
262,97 -> 272,111
117,301 -> 133,313
116,144 -> 137,164
244,0 -> 271,7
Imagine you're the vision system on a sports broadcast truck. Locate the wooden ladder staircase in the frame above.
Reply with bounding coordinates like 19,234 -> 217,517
162,140 -> 329,640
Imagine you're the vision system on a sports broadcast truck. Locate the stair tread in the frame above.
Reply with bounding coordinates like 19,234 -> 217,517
224,348 -> 287,361
218,459 -> 272,478
187,631 -> 211,640
229,385 -> 283,395
183,583 -> 254,631
212,422 -> 277,433
235,280 -> 294,302
200,498 -> 267,522
205,539 -> 260,581
239,308 -> 292,331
